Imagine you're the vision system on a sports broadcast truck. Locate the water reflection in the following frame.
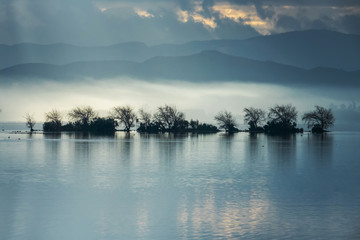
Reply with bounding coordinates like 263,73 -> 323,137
0,177 -> 22,240
307,133 -> 334,167
115,131 -> 134,140
217,133 -> 235,163
246,133 -> 266,163
157,134 -> 186,170
74,139 -> 91,161
177,183 -> 270,239
43,134 -> 61,156
0,132 -> 359,239
43,132 -> 62,139
267,134 -> 297,167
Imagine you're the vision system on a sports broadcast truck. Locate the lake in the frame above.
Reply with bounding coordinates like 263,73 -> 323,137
1,131 -> 360,239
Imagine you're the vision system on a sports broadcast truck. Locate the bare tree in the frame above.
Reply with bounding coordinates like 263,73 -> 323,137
45,109 -> 62,124
43,109 -> 62,131
112,105 -> 137,132
214,111 -> 237,132
68,106 -> 98,126
302,106 -> 335,132
24,113 -> 36,132
138,108 -> 152,128
189,119 -> 199,130
243,107 -> 266,130
268,104 -> 298,126
154,105 -> 185,131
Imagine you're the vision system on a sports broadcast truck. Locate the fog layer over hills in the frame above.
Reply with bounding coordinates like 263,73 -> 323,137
1,50 -> 359,88
1,30 -> 359,70
0,30 -> 359,130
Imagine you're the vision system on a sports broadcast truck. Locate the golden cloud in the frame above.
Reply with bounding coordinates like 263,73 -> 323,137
212,3 -> 272,34
135,8 -> 155,18
177,10 -> 217,29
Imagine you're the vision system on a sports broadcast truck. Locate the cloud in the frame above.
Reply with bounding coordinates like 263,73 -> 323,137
177,10 -> 217,29
212,1 -> 360,35
340,14 -> 360,34
177,10 -> 189,22
211,18 -> 261,39
192,14 -> 217,29
0,0 -> 359,45
275,15 -> 302,32
134,8 -> 155,18
212,3 -> 272,34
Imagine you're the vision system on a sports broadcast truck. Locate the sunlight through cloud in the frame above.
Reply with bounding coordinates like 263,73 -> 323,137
177,10 -> 217,29
212,3 -> 272,34
135,8 -> 155,18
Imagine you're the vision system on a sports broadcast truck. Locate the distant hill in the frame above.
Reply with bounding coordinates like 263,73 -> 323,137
1,30 -> 359,71
1,50 -> 359,88
212,30 -> 360,71
0,42 -> 151,70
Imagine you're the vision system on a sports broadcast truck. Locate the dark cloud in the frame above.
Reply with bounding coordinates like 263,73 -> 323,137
340,14 -> 360,34
0,0 -> 263,45
222,0 -> 360,7
275,15 -> 302,31
0,0 -> 359,45
254,4 -> 275,19
201,0 -> 215,17
310,18 -> 333,30
213,18 -> 260,39
175,0 -> 193,11
274,14 -> 345,34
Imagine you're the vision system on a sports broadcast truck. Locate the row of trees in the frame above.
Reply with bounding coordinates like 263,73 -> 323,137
34,104 -> 334,134
240,104 -> 334,134
40,105 -> 218,133
237,104 -> 334,134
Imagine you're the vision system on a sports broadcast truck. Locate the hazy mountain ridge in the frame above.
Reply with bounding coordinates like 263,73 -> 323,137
0,60 -> 136,82
1,50 -> 359,88
1,30 -> 359,71
0,42 -> 151,70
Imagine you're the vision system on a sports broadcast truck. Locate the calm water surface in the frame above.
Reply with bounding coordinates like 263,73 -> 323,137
1,131 -> 360,240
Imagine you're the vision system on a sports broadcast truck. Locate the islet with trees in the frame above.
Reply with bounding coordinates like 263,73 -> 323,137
25,104 -> 334,134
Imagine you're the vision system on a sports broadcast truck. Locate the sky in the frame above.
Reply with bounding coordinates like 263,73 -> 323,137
0,0 -> 359,45
0,0 -> 359,128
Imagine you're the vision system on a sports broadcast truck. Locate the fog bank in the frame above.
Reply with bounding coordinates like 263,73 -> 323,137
0,77 -> 358,130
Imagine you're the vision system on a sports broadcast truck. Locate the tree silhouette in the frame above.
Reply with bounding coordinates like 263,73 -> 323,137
268,104 -> 297,126
89,117 -> 117,133
43,109 -> 62,132
265,104 -> 300,134
189,119 -> 199,131
214,111 -> 237,133
68,106 -> 98,127
112,105 -> 137,132
24,113 -> 36,132
302,106 -> 335,132
138,108 -> 152,128
190,119 -> 218,133
45,109 -> 62,123
154,105 -> 185,131
243,107 -> 266,131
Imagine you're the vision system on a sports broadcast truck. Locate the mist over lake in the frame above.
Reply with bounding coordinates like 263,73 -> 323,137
0,77 -> 359,131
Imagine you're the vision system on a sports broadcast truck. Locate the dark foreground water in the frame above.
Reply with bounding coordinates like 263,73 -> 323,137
1,131 -> 360,240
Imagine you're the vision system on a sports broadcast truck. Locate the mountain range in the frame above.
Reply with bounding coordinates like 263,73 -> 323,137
1,50 -> 359,88
1,30 -> 359,71
0,29 -> 359,88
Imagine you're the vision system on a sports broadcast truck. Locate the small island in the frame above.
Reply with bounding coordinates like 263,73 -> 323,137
29,104 -> 335,135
